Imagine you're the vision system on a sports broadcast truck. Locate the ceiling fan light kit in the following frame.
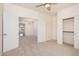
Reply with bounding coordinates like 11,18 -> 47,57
45,3 -> 50,7
36,3 -> 56,11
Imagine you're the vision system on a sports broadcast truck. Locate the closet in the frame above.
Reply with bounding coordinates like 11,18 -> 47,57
63,17 -> 74,45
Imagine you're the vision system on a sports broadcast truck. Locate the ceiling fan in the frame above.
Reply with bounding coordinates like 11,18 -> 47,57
36,3 -> 56,11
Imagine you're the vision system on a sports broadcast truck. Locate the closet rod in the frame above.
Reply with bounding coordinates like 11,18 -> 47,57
63,31 -> 74,33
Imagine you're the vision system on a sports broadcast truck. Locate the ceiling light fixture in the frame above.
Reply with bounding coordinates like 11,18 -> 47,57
45,4 -> 50,8
45,4 -> 51,11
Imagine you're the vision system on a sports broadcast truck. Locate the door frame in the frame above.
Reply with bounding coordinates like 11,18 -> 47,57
18,17 -> 38,47
63,17 -> 74,46
2,10 -> 3,56
0,4 -> 4,56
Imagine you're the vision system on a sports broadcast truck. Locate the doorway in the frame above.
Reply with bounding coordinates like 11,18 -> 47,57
19,17 -> 37,50
63,17 -> 74,46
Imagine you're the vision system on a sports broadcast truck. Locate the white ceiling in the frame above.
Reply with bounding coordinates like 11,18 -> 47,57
13,3 -> 76,15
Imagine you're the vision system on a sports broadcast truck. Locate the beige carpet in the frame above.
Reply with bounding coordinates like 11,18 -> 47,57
3,36 -> 79,56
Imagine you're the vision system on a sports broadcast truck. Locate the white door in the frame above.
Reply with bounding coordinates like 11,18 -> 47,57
63,18 -> 74,45
3,5 -> 19,52
0,4 -> 3,55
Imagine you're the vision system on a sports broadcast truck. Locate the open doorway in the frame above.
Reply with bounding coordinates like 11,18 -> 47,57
63,17 -> 74,46
19,17 -> 37,49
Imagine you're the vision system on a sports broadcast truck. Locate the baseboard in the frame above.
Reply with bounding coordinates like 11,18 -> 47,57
0,51 -> 2,56
3,47 -> 19,55
74,46 -> 79,49
63,42 -> 74,47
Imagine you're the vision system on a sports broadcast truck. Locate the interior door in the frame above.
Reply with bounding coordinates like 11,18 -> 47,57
0,4 -> 3,56
63,18 -> 74,45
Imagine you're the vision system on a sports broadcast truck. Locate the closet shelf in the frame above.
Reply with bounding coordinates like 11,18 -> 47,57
63,31 -> 74,33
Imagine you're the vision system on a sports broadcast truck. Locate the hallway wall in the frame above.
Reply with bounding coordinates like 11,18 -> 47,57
3,4 -> 53,52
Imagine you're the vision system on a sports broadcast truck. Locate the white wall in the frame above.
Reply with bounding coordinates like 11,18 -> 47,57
57,4 -> 79,49
52,15 -> 57,40
45,15 -> 53,41
25,21 -> 35,36
3,4 -> 52,52
0,4 -> 3,55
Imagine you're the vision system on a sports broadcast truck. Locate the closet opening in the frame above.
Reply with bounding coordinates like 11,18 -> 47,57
63,17 -> 74,47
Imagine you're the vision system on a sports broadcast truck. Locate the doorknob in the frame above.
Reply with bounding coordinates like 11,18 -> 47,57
3,33 -> 7,36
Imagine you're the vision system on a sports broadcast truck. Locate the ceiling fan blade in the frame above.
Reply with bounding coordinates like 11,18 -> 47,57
52,3 -> 57,5
36,3 -> 57,11
36,3 -> 46,7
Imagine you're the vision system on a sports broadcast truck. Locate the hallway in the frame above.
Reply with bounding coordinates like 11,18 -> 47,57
3,36 -> 79,56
